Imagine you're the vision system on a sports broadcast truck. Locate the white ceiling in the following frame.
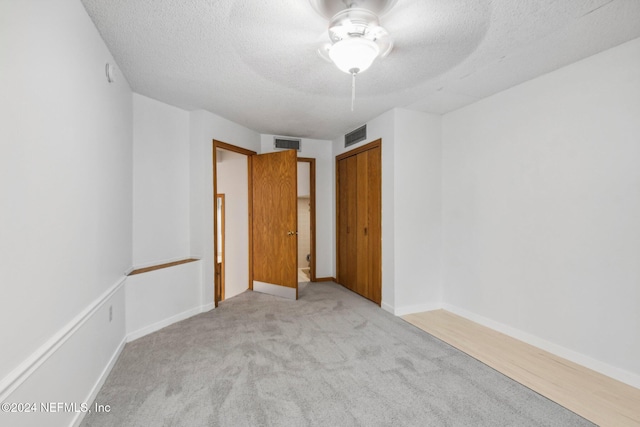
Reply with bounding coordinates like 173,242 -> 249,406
80,0 -> 640,140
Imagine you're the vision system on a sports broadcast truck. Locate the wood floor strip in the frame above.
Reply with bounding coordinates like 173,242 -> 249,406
403,309 -> 640,427
128,258 -> 199,276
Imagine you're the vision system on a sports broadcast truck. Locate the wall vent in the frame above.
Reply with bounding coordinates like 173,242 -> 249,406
345,125 -> 366,147
274,137 -> 301,151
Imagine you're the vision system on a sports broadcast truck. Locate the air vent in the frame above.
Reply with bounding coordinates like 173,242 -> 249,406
345,125 -> 366,147
274,137 -> 301,151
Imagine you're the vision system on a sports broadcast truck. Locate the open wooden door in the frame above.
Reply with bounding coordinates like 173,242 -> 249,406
251,149 -> 298,299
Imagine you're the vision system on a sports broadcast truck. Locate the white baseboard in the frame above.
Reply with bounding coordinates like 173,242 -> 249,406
381,301 -> 395,315
201,302 -> 215,312
126,306 -> 203,342
70,336 -> 126,427
393,302 -> 442,316
125,300 -> 215,343
442,303 -> 640,390
0,277 -> 126,401
381,301 -> 442,316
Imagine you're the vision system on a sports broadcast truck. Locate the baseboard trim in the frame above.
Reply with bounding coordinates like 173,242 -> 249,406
381,302 -> 395,315
0,276 -> 127,401
126,306 -> 203,342
393,302 -> 442,316
442,303 -> 640,390
70,336 -> 126,427
313,277 -> 336,283
201,302 -> 215,313
380,302 -> 443,316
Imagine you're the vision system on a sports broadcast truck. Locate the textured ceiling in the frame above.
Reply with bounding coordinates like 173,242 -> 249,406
80,0 -> 640,140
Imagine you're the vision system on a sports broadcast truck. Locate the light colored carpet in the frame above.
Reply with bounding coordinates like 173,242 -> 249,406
81,282 -> 594,427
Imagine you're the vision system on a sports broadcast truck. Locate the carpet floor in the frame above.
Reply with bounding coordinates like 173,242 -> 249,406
81,282 -> 594,427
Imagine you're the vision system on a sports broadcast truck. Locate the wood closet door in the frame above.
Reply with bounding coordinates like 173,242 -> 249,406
337,160 -> 347,286
355,151 -> 370,298
337,156 -> 358,291
336,141 -> 381,305
366,146 -> 381,304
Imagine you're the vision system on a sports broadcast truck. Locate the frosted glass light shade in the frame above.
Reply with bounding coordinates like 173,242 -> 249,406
329,37 -> 380,74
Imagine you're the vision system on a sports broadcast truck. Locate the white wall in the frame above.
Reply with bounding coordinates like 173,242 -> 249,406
217,150 -> 250,299
126,261 -> 202,340
333,109 -> 443,314
393,109 -> 443,313
261,136 -> 335,279
297,161 -> 310,197
442,37 -> 640,386
0,0 -> 132,425
190,111 -> 260,306
333,110 -> 396,308
133,94 -> 190,267
129,94 -> 207,343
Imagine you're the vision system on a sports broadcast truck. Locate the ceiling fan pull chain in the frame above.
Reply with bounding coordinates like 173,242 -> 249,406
351,72 -> 356,112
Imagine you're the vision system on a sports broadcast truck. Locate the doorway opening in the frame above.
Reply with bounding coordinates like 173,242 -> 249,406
213,140 -> 257,307
213,143 -> 317,305
215,194 -> 225,301
297,158 -> 316,283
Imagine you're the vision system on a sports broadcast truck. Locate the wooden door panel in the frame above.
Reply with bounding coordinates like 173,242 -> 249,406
336,140 -> 382,305
356,151 -> 369,299
214,262 -> 222,308
252,150 -> 298,293
338,159 -> 349,287
346,155 -> 358,291
367,147 -> 382,304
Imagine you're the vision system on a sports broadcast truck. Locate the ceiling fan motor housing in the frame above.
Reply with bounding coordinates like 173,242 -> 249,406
329,8 -> 380,42
309,0 -> 398,19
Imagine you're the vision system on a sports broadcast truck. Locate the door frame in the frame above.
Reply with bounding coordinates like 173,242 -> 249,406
212,139 -> 257,307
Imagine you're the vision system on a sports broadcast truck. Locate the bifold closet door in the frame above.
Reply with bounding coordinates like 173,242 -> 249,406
337,157 -> 356,291
366,146 -> 381,304
336,142 -> 381,305
355,150 -> 370,299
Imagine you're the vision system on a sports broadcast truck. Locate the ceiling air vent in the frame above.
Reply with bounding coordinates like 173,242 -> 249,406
274,137 -> 301,151
345,125 -> 366,147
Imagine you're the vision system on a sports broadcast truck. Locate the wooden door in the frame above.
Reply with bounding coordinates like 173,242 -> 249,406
346,155 -> 358,291
366,146 -> 382,304
214,262 -> 222,308
336,140 -> 381,305
355,151 -> 369,298
251,150 -> 298,299
337,159 -> 349,288
338,156 -> 358,291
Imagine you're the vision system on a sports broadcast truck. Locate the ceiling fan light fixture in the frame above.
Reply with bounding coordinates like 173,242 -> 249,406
329,37 -> 380,74
313,0 -> 396,110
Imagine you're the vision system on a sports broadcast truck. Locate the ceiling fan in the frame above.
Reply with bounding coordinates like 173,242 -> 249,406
310,0 -> 398,110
